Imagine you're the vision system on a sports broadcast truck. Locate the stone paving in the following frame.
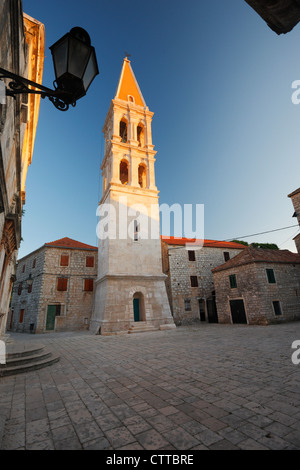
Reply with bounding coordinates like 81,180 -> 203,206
0,322 -> 300,450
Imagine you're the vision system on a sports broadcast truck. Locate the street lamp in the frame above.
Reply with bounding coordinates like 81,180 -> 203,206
26,274 -> 33,291
0,27 -> 99,111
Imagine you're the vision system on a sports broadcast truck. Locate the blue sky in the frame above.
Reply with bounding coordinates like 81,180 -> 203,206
19,0 -> 300,257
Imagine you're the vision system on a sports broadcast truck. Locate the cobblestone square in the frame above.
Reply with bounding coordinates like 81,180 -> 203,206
0,322 -> 300,450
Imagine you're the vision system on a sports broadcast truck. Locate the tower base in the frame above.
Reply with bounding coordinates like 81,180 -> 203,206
90,274 -> 176,335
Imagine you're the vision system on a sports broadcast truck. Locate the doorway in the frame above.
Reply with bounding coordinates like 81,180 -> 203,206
133,293 -> 145,322
230,299 -> 247,324
207,291 -> 218,323
46,305 -> 61,331
198,299 -> 206,322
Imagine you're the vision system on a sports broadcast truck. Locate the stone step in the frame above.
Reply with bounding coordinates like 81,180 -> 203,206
128,322 -> 158,334
2,350 -> 53,368
0,341 -> 60,377
0,352 -> 60,377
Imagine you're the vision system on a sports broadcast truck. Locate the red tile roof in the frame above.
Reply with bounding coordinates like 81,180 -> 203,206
212,245 -> 300,273
45,237 -> 97,250
161,236 -> 246,250
288,187 -> 300,198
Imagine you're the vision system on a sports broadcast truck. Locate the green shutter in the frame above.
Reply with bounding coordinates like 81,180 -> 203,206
229,274 -> 237,289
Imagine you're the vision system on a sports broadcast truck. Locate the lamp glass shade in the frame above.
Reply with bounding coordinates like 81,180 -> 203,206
68,37 -> 91,80
50,27 -> 99,103
52,37 -> 68,79
83,49 -> 98,92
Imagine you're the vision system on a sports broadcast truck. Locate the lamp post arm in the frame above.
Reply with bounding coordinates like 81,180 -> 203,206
0,67 -> 76,111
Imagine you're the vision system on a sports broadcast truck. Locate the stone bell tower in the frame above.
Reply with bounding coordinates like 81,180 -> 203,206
90,57 -> 175,335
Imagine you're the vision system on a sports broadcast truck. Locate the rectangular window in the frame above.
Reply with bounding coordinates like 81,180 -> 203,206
190,276 -> 198,287
19,309 -> 24,323
18,283 -> 22,296
188,250 -> 196,261
32,258 -> 36,269
57,278 -> 68,291
184,299 -> 191,311
55,305 -> 61,317
22,264 -> 25,273
229,274 -> 237,289
84,278 -> 94,292
272,301 -> 282,316
86,256 -> 94,267
224,252 -> 230,262
28,282 -> 33,294
60,255 -> 69,267
266,268 -> 276,284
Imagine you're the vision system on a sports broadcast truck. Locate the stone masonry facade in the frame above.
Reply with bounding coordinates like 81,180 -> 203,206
9,239 -> 97,333
213,258 -> 300,325
161,239 -> 244,325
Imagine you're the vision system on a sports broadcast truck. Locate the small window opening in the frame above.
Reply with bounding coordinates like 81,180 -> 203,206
119,120 -> 128,143
128,95 -> 135,103
120,160 -> 129,185
229,274 -> 237,289
184,299 -> 191,311
272,301 -> 282,316
266,268 -> 276,284
134,220 -> 139,241
137,125 -> 145,147
190,276 -> 198,287
188,250 -> 195,261
224,252 -> 230,262
138,164 -> 147,188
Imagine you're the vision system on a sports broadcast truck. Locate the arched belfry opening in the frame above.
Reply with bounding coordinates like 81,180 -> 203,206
137,124 -> 145,147
138,164 -> 147,189
133,292 -> 145,322
120,160 -> 129,185
119,119 -> 128,143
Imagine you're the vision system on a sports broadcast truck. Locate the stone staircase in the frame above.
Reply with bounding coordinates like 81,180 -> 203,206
128,321 -> 158,334
0,341 -> 60,377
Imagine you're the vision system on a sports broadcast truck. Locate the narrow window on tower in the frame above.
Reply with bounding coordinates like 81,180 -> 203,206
137,124 -> 145,147
138,164 -> 147,189
120,160 -> 129,185
134,220 -> 139,241
119,119 -> 128,143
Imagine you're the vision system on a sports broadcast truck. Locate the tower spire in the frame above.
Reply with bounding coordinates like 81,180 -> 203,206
114,57 -> 146,107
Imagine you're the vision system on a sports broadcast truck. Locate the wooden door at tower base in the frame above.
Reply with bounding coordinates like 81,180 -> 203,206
230,299 -> 247,324
133,298 -> 140,322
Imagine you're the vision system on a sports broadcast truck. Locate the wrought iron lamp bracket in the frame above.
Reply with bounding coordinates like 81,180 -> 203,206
0,68 -> 76,111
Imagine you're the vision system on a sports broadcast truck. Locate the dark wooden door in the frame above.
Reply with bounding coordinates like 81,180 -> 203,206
133,298 -> 140,322
46,305 -> 56,330
207,293 -> 218,323
230,299 -> 247,324
198,299 -> 206,321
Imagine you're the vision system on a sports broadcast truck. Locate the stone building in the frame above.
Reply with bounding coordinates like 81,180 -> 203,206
0,1 -> 44,338
245,0 -> 300,34
90,57 -> 175,335
212,245 -> 300,325
161,236 -> 245,325
288,187 -> 300,254
9,237 -> 97,333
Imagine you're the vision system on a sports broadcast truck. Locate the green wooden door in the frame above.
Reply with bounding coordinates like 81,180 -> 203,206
133,298 -> 140,322
46,305 -> 56,330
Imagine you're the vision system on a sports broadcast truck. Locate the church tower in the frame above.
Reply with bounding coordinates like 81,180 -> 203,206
90,58 -> 175,335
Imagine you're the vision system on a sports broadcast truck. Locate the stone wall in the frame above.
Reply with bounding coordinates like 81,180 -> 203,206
0,2 -> 44,337
9,245 -> 98,333
37,247 -> 98,332
162,242 -> 243,324
213,262 -> 300,325
9,247 -> 45,332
